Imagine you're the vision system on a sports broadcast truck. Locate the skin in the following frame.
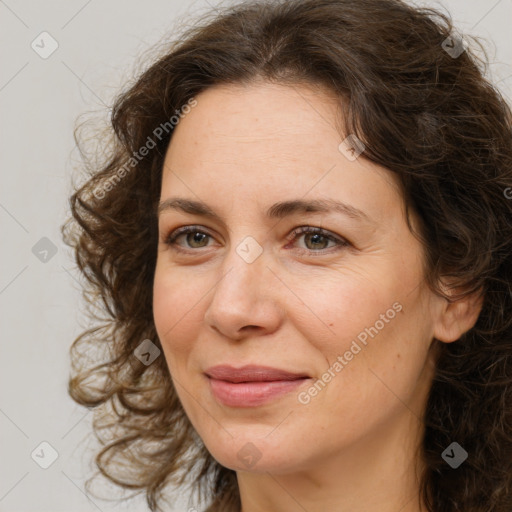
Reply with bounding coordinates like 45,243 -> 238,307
152,80 -> 482,512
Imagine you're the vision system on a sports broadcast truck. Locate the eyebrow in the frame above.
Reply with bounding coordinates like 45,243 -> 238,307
157,197 -> 373,224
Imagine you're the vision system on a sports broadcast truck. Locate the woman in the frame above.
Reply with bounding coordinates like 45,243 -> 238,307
62,0 -> 512,511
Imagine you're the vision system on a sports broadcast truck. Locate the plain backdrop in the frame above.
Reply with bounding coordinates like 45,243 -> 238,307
1,0 -> 511,511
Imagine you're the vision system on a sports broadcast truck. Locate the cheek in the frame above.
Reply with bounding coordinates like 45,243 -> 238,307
152,266 -> 203,363
294,271 -> 428,400
317,291 -> 432,423
288,270 -> 400,357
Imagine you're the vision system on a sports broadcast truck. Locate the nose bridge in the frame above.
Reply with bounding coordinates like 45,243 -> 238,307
215,232 -> 269,303
204,231 -> 282,336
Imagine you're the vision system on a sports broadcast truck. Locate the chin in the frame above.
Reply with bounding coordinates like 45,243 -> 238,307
203,432 -> 304,474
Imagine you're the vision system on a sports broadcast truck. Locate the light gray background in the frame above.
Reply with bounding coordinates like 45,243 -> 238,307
1,1 -> 511,511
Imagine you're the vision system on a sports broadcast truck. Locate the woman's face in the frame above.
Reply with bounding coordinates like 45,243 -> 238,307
153,81 -> 445,474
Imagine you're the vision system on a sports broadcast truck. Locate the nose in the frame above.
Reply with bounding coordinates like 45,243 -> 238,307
203,241 -> 284,341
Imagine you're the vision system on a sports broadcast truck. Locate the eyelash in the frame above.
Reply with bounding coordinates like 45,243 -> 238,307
163,225 -> 349,255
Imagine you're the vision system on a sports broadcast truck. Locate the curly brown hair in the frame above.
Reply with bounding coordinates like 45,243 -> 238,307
61,0 -> 512,511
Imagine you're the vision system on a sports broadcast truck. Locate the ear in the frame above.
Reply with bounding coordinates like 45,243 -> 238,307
433,283 -> 484,343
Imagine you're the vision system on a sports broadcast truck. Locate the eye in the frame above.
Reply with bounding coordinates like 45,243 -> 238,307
286,226 -> 349,254
164,225 -> 216,252
163,225 -> 350,255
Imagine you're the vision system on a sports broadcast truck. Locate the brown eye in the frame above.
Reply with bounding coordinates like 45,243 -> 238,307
303,232 -> 331,250
165,226 -> 214,251
287,226 -> 349,254
183,231 -> 209,248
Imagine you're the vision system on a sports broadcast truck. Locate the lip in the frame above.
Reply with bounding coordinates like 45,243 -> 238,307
204,364 -> 311,407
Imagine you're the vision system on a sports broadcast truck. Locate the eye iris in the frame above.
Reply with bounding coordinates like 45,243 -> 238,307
305,233 -> 328,250
187,232 -> 208,247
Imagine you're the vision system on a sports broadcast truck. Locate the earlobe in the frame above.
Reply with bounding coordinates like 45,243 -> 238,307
433,287 -> 484,343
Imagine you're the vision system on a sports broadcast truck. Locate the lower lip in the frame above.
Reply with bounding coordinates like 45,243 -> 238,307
207,377 -> 310,407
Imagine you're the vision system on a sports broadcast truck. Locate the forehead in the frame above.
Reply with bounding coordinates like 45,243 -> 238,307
160,81 -> 404,225
167,80 -> 341,156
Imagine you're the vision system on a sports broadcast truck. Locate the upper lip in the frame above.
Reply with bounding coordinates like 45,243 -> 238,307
204,364 -> 310,383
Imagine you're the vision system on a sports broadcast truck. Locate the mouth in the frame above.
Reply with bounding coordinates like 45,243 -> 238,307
204,364 -> 312,407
